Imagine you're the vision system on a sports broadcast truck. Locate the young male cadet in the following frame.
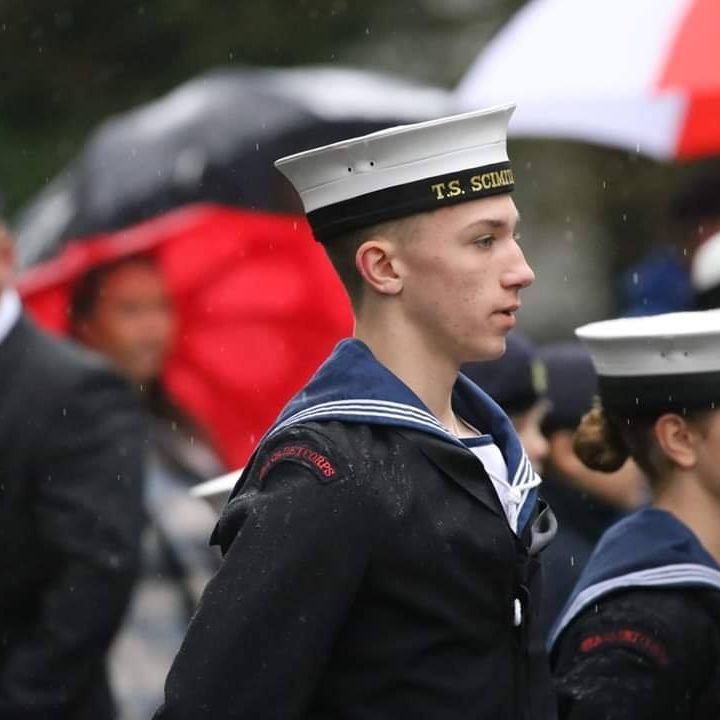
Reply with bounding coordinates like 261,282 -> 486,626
155,105 -> 557,720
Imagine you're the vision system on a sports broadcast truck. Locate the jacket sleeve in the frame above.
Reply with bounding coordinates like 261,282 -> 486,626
552,588 -> 719,720
0,366 -> 145,716
155,428 -> 388,720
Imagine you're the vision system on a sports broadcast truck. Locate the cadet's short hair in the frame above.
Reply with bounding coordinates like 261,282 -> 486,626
323,215 -> 420,313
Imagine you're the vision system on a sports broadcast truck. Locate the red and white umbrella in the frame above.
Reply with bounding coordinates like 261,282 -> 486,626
456,0 -> 720,160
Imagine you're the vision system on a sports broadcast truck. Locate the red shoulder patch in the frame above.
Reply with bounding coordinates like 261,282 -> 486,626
259,444 -> 337,482
580,628 -> 670,665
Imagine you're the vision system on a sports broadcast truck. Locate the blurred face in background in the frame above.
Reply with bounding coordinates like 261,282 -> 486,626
0,224 -> 14,293
512,400 -> 550,472
74,258 -> 175,384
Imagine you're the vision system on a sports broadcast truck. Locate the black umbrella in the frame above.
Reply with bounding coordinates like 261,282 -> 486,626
15,65 -> 451,268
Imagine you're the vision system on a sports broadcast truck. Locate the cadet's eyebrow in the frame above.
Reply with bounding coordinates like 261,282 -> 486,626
462,214 -> 520,233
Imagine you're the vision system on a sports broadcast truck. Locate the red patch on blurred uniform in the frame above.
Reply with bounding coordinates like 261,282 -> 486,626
579,628 -> 669,665
259,445 -> 336,481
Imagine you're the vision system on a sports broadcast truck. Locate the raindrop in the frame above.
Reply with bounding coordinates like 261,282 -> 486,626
632,272 -> 639,285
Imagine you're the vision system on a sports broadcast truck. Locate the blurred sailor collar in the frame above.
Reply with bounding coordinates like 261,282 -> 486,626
576,310 -> 720,416
275,104 -> 516,243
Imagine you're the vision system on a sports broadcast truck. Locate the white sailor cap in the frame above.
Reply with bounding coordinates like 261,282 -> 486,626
692,230 -> 720,310
575,310 -> 720,415
274,104 -> 516,242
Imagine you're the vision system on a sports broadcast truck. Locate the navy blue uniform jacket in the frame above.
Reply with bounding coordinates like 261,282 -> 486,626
550,508 -> 720,719
156,339 -> 557,719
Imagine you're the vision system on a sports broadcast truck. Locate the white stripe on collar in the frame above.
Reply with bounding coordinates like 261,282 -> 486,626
549,562 -> 720,648
0,288 -> 21,346
268,399 -> 448,437
270,398 -> 542,491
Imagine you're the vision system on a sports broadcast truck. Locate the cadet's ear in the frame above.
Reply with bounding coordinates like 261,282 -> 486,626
654,413 -> 698,470
355,234 -> 403,297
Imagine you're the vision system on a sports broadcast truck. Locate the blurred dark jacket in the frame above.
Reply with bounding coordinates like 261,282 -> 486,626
0,313 -> 145,720
537,342 -> 623,637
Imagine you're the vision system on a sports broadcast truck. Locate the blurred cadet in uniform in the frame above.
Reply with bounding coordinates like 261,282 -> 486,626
461,330 -> 550,472
550,311 -> 720,719
0,221 -> 144,718
69,255 -> 222,720
155,106 -> 557,719
622,170 -> 720,316
537,341 -> 646,635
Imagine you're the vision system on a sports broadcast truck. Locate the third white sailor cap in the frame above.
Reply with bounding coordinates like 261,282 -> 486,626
576,310 -> 720,415
274,104 -> 516,243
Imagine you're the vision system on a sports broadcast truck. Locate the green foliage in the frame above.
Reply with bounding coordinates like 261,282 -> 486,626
0,0 -> 424,213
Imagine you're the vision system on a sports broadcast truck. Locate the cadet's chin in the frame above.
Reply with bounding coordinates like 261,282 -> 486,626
463,335 -> 506,364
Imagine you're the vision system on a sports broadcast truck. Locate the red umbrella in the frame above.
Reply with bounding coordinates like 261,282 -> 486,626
456,0 -> 720,160
17,204 -> 353,468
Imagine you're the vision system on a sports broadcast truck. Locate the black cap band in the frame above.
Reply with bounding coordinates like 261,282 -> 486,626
599,372 -> 720,416
307,161 -> 514,243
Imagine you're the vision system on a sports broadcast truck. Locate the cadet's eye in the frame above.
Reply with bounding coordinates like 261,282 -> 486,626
474,234 -> 495,249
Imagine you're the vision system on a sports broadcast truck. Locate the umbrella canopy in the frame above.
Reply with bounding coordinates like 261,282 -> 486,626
456,0 -> 720,160
18,204 -> 353,469
15,65 -> 451,269
15,66 -> 450,470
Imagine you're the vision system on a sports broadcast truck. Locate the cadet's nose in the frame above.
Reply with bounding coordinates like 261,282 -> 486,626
503,241 -> 534,290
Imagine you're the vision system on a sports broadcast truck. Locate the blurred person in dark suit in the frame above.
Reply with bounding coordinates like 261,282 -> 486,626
537,341 -> 647,636
0,221 -> 144,719
69,255 -> 222,720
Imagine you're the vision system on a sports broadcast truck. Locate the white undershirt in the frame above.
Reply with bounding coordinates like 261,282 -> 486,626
461,436 -> 524,534
0,288 -> 21,346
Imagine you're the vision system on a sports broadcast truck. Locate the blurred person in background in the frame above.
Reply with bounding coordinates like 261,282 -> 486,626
69,254 -> 222,720
461,330 -> 550,473
621,170 -> 720,316
537,341 -> 647,636
550,312 -> 720,719
0,220 -> 144,719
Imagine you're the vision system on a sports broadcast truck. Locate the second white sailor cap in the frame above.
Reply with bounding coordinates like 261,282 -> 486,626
274,104 -> 516,242
576,310 -> 720,415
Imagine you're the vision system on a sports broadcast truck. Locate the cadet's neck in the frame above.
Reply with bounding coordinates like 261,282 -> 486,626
354,317 -> 459,431
654,470 -> 720,565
